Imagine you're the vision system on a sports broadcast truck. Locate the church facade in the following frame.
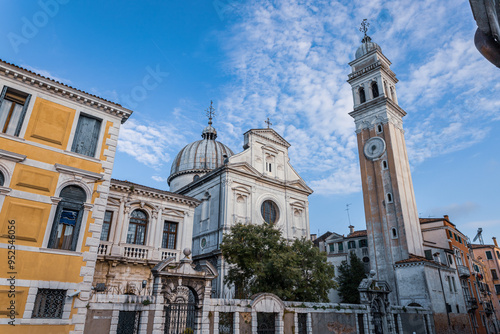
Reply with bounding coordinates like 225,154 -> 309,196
167,111 -> 313,298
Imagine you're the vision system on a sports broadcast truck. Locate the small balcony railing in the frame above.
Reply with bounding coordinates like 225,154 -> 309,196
123,245 -> 149,260
466,298 -> 478,310
98,241 -> 112,255
457,265 -> 470,278
97,242 -> 181,262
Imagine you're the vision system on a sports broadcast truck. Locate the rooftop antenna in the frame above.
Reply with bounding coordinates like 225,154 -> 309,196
473,228 -> 484,245
345,203 -> 352,225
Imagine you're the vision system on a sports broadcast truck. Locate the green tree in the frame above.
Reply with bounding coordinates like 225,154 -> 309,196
336,252 -> 366,304
221,223 -> 336,302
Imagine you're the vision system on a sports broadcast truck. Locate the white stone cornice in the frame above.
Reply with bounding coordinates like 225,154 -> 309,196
54,163 -> 104,181
0,186 -> 11,195
0,61 -> 133,123
50,196 -> 62,204
349,98 -> 405,133
0,148 -> 26,162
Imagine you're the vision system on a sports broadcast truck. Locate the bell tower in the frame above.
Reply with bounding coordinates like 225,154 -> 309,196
348,21 -> 424,299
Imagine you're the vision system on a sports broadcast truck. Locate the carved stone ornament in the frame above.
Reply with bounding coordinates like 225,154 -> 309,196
166,285 -> 191,303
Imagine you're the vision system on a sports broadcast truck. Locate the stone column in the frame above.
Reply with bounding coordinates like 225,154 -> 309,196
234,311 -> 240,334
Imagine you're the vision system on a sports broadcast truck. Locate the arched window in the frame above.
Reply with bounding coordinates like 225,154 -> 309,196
359,87 -> 366,104
0,171 -> 4,186
127,210 -> 148,245
371,82 -> 379,98
48,185 -> 87,251
391,227 -> 398,238
193,175 -> 200,181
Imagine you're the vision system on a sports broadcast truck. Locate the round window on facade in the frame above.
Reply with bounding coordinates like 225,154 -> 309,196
261,200 -> 279,224
201,237 -> 207,249
363,257 -> 370,263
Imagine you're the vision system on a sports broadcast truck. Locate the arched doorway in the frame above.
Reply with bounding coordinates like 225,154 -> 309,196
164,286 -> 197,334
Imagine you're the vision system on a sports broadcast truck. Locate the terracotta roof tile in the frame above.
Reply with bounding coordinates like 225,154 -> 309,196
346,230 -> 367,238
395,254 -> 446,266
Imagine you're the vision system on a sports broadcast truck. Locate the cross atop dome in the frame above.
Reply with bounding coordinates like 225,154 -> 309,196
359,18 -> 372,43
206,100 -> 216,126
202,101 -> 218,140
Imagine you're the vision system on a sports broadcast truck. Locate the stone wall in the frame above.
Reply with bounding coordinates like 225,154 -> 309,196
84,291 -> 435,334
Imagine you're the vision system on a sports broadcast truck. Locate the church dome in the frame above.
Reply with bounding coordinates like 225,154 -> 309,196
355,36 -> 382,59
168,120 -> 233,188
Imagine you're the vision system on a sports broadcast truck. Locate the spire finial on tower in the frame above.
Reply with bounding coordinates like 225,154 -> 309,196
206,100 -> 216,125
359,19 -> 371,43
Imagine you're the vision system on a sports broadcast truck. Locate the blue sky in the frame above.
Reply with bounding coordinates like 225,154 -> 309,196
2,0 -> 499,243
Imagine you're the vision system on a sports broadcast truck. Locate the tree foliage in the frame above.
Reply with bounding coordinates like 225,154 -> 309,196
220,223 -> 336,302
336,252 -> 366,304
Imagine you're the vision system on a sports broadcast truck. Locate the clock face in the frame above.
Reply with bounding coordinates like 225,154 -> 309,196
364,137 -> 386,160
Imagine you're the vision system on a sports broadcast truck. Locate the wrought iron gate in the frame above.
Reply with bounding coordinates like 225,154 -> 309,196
257,312 -> 276,334
117,311 -> 140,334
164,303 -> 196,334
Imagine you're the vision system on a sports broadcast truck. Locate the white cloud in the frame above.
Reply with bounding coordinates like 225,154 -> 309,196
427,201 -> 480,219
117,119 -> 188,169
214,0 -> 499,195
20,64 -> 73,84
152,176 -> 168,182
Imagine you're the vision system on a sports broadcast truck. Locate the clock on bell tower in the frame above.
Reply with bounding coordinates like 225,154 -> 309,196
347,22 -> 424,301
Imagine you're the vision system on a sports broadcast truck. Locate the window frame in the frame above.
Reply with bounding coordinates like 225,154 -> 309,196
48,186 -> 86,251
71,113 -> 102,157
32,288 -> 66,319
100,210 -> 113,241
486,251 -> 493,260
127,209 -> 148,245
0,170 -> 4,186
492,269 -> 499,280
347,240 -> 356,249
261,200 -> 279,224
338,242 -> 344,252
162,221 -> 178,249
0,86 -> 31,137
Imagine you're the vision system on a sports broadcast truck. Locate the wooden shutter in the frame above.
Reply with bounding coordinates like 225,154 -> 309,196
71,114 -> 102,157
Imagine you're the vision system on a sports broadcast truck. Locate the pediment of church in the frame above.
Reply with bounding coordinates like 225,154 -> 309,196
247,129 -> 291,148
287,179 -> 313,194
228,162 -> 261,177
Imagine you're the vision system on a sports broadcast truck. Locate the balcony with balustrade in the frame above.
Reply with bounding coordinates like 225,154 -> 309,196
457,264 -> 470,278
97,241 -> 181,263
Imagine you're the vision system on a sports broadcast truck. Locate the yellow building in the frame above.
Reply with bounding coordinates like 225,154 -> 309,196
0,60 -> 132,333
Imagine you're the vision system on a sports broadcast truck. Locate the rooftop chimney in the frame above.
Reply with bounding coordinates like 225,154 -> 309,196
444,215 -> 449,221
349,225 -> 355,234
493,237 -> 498,247
310,234 -> 317,241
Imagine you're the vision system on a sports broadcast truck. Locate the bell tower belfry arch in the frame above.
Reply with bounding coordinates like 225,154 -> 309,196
347,21 -> 424,303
